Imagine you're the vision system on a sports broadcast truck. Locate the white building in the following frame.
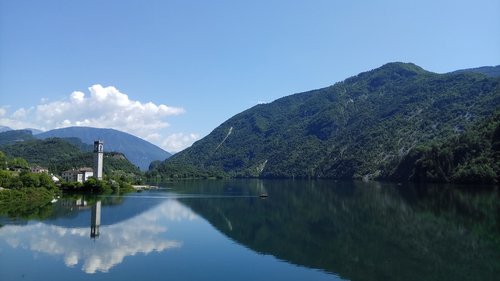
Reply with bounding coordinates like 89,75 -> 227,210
61,167 -> 94,183
30,166 -> 48,173
51,174 -> 60,183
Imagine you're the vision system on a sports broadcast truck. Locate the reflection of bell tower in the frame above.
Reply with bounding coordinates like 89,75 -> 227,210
90,201 -> 101,239
93,140 -> 103,180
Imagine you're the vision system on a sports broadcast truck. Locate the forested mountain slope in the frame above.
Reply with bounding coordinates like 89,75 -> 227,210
155,62 -> 500,183
451,65 -> 500,78
0,130 -> 35,145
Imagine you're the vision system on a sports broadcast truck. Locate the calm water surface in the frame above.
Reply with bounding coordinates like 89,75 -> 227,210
0,180 -> 498,281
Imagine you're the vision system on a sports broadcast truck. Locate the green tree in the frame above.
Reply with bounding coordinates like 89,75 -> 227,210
9,157 -> 29,170
9,177 -> 24,189
38,173 -> 56,190
0,151 -> 7,169
20,172 -> 40,187
0,170 -> 13,187
83,178 -> 112,193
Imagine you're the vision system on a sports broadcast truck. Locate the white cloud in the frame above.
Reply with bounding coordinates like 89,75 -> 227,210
12,107 -> 34,119
70,91 -> 85,103
0,115 -> 38,130
161,133 -> 200,153
32,84 -> 185,134
0,84 -> 200,151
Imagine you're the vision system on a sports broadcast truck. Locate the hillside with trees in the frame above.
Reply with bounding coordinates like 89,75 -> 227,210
391,111 -> 500,184
0,137 -> 142,181
151,62 -> 500,184
0,129 -> 35,145
450,65 -> 500,78
0,136 -> 141,216
0,151 -> 59,218
36,126 -> 171,170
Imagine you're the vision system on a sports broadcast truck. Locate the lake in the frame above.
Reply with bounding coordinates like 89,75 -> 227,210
0,180 -> 499,281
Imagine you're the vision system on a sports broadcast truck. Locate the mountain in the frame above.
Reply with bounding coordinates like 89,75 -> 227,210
0,129 -> 35,145
0,127 -> 44,134
0,126 -> 12,133
36,127 -> 171,170
155,62 -> 500,183
451,65 -> 500,78
26,128 -> 44,135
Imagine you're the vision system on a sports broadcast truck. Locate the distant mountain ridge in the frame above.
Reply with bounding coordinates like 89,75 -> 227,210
0,126 -> 13,133
0,129 -> 35,145
36,127 -> 171,170
27,128 -> 44,135
156,62 -> 500,183
0,127 -> 43,134
450,65 -> 500,77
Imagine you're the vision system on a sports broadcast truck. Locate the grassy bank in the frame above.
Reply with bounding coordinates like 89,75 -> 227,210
0,187 -> 56,218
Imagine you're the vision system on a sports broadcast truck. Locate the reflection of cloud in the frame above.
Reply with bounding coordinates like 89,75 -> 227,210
0,200 -> 195,274
144,198 -> 199,221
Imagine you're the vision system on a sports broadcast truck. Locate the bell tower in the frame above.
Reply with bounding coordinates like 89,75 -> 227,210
93,140 -> 103,180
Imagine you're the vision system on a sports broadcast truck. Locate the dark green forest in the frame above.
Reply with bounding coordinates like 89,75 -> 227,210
391,111 -> 500,184
151,63 -> 500,184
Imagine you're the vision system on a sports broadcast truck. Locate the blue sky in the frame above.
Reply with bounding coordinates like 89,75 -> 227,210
1,0 -> 499,152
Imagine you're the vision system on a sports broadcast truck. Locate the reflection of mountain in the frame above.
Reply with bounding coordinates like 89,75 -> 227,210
179,180 -> 500,281
0,200 -> 194,274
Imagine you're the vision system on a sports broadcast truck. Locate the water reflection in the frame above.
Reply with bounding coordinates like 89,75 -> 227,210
0,198 -> 194,274
0,181 -> 498,281
90,201 -> 101,239
176,180 -> 500,281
